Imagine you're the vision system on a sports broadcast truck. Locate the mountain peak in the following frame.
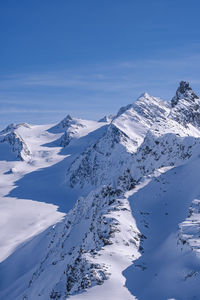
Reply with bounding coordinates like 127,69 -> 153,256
135,92 -> 164,105
62,114 -> 73,122
59,114 -> 73,128
138,92 -> 151,99
171,81 -> 198,107
48,114 -> 74,133
179,81 -> 192,93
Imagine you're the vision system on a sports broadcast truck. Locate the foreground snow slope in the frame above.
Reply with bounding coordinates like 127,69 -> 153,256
1,81 -> 200,300
125,154 -> 200,300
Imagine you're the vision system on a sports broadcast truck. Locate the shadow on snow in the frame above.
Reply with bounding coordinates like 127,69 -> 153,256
123,159 -> 200,300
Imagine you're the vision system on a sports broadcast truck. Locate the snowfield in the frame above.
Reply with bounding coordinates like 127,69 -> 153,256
1,81 -> 200,300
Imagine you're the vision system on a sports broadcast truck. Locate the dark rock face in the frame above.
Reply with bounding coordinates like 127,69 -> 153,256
171,81 -> 198,107
59,115 -> 73,129
170,81 -> 200,127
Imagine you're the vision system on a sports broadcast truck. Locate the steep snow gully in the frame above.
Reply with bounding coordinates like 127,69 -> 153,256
1,81 -> 200,299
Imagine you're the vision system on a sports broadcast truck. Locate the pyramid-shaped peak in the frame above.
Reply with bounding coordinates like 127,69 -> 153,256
136,92 -> 163,104
171,81 -> 199,107
48,114 -> 74,133
137,92 -> 152,100
63,114 -> 73,121
135,92 -> 164,106
60,114 -> 73,124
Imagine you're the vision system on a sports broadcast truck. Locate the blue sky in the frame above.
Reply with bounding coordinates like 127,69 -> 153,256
1,0 -> 200,128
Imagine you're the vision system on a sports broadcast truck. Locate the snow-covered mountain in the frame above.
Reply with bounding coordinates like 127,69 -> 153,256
0,123 -> 32,161
1,81 -> 200,300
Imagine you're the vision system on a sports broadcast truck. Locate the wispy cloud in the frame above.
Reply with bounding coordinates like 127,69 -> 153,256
0,71 -> 145,91
1,54 -> 200,92
1,52 -> 200,128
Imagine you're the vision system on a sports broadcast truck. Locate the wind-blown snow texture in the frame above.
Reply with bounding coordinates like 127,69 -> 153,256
1,81 -> 200,300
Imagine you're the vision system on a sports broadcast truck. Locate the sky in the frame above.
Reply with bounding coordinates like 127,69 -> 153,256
1,0 -> 200,128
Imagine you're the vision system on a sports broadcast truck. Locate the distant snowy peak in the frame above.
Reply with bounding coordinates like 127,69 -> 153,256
58,114 -> 83,131
49,114 -> 85,134
0,123 -> 31,160
98,114 -> 114,123
49,114 -> 87,147
49,116 -> 107,148
171,81 -> 199,107
0,122 -> 31,134
58,114 -> 73,128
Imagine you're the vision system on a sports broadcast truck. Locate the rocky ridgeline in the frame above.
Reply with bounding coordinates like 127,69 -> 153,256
67,82 -> 200,189
22,184 -> 140,299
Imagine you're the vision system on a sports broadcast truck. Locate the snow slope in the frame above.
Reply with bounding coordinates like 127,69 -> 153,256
0,119 -> 106,262
1,81 -> 200,300
125,154 -> 200,300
